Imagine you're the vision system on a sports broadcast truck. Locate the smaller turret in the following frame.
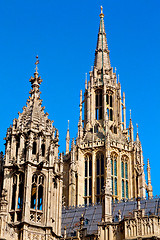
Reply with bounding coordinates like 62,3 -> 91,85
66,120 -> 70,154
129,110 -> 134,143
147,158 -> 153,198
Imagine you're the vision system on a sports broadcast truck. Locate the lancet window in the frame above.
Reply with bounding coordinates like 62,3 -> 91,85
32,141 -> 37,155
96,152 -> 104,203
95,89 -> 103,120
10,172 -> 24,222
121,155 -> 129,199
111,153 -> 118,200
106,90 -> 113,121
31,174 -> 44,211
84,155 -> 92,205
41,144 -> 45,157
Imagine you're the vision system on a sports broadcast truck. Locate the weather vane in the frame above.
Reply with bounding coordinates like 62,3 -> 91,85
35,55 -> 39,72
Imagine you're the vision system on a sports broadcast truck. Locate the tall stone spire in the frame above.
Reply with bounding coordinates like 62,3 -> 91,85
94,6 -> 111,71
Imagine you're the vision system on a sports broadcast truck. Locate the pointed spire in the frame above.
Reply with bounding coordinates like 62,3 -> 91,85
66,120 -> 70,154
29,56 -> 42,99
129,109 -> 134,142
94,6 -> 111,71
85,73 -> 87,89
147,158 -> 153,198
136,123 -> 140,142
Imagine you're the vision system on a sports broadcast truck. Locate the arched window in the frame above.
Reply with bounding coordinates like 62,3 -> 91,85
121,155 -> 129,199
11,175 -> 17,210
95,90 -> 103,120
10,172 -> 24,222
111,153 -> 118,200
18,173 -> 24,209
84,155 -> 92,205
16,137 -> 20,158
106,90 -> 113,121
32,141 -> 37,155
96,153 -> 104,203
31,174 -> 44,211
41,144 -> 45,157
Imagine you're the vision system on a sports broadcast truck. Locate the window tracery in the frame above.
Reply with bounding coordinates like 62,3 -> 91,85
96,152 -> 104,203
31,174 -> 44,211
10,172 -> 24,222
95,90 -> 103,120
84,155 -> 92,205
121,155 -> 129,198
106,90 -> 113,121
111,153 -> 118,200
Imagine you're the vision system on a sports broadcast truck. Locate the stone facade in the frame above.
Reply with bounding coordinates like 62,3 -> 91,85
0,61 -> 63,239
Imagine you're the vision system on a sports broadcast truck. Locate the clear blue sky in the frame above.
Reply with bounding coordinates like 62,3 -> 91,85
0,0 -> 160,196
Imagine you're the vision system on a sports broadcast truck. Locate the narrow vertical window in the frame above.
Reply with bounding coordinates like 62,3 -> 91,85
121,161 -> 124,178
38,185 -> 43,210
31,174 -> 44,211
89,178 -> 92,196
111,153 -> 118,200
126,181 -> 128,198
97,177 -> 100,195
106,91 -> 113,121
89,158 -> 92,176
110,109 -> 113,121
10,173 -> 24,222
31,183 -> 37,209
95,90 -> 103,120
41,144 -> 45,157
125,162 -> 128,179
101,154 -> 104,175
11,175 -> 17,210
121,156 -> 129,199
18,173 -> 24,209
84,155 -> 92,205
122,180 -> 124,198
110,95 -> 112,107
97,158 -> 100,175
32,142 -> 37,155
96,153 -> 104,203
106,94 -> 109,104
115,178 -> 117,195
85,160 -> 87,177
114,159 -> 117,176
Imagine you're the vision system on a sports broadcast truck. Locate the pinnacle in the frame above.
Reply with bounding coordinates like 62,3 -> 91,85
94,7 -> 111,70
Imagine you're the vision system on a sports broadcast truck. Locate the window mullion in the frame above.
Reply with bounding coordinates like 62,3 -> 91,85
36,182 -> 38,210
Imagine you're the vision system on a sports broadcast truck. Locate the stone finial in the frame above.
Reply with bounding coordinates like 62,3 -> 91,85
136,123 -> 139,134
80,214 -> 84,229
35,55 -> 39,73
130,109 -> 132,120
66,121 -> 70,154
118,209 -> 121,221
137,195 -> 141,210
99,6 -> 104,18
64,226 -> 67,239
147,158 -> 153,198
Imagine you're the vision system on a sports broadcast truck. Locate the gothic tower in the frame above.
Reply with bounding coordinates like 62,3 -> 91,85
0,58 -> 63,240
63,7 -> 152,206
